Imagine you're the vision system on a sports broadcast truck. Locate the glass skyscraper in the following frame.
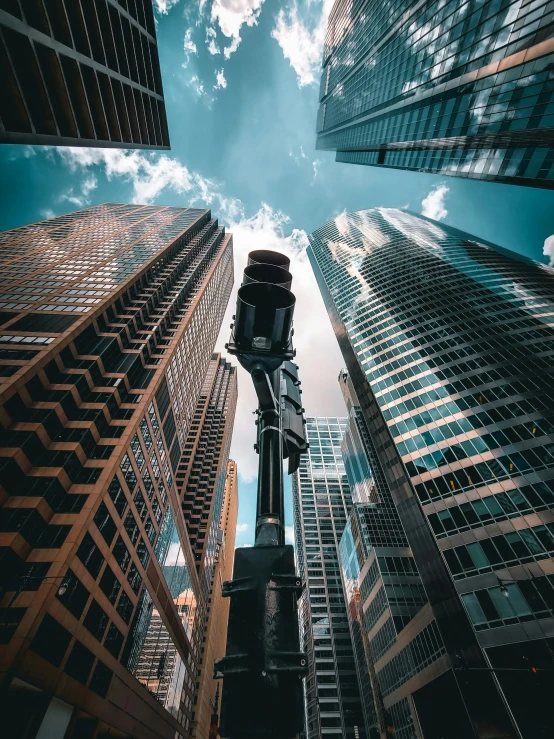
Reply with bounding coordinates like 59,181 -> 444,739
309,208 -> 554,739
293,416 -> 366,739
0,204 -> 234,739
339,369 -> 439,739
317,0 -> 554,188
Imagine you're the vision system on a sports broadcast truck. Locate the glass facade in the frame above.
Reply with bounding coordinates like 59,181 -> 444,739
339,370 -> 432,739
317,0 -> 554,188
0,204 -> 235,739
293,416 -> 366,739
309,208 -> 554,738
0,0 -> 169,148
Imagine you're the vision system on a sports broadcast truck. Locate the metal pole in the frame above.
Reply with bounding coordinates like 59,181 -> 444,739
255,370 -> 284,546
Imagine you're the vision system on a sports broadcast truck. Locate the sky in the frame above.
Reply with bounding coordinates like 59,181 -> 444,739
0,0 -> 553,547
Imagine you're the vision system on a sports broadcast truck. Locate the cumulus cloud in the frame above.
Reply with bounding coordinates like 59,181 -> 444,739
206,26 -> 221,55
214,68 -> 227,89
421,183 -> 449,221
53,147 -> 226,210
272,0 -> 333,87
543,234 -> 554,266
153,0 -> 181,13
236,522 -> 249,533
216,204 -> 346,481
210,0 -> 264,59
183,28 -> 198,66
40,209 -> 56,220
58,174 -> 98,208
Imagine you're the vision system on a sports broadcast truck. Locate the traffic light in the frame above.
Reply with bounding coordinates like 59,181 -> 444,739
220,250 -> 309,738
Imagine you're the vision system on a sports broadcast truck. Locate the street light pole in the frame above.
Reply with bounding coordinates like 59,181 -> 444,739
215,250 -> 308,739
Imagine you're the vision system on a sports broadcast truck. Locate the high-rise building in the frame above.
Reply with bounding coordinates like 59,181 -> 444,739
0,0 -> 170,148
339,369 -> 437,739
0,203 -> 234,739
129,354 -> 237,739
174,358 -> 237,738
293,416 -> 367,739
309,208 -> 554,738
191,459 -> 238,739
316,1 -> 554,188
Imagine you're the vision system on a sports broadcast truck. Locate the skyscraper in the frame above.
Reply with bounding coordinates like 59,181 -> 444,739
0,203 -> 234,739
339,369 -> 437,739
175,356 -> 237,738
316,1 -> 554,188
192,460 -> 238,739
309,208 -> 554,738
293,416 -> 366,739
0,0 -> 170,148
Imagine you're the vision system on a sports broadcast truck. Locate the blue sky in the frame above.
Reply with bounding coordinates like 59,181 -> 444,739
0,0 -> 553,547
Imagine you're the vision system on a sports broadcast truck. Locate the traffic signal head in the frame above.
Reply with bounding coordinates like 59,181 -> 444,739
228,250 -> 296,373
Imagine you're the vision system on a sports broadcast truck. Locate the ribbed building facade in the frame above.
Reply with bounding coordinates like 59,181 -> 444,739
0,0 -> 169,148
317,0 -> 554,188
293,416 -> 366,739
309,209 -> 554,738
0,203 -> 234,739
192,459 -> 238,738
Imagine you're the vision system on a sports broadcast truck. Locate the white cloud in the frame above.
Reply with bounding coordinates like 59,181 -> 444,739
210,0 -> 264,59
285,525 -> 295,545
236,522 -> 249,533
214,68 -> 227,89
543,234 -> 554,266
40,209 -> 56,220
289,147 -> 321,185
58,174 -> 98,208
216,204 -> 346,481
206,26 -> 221,55
153,0 -> 181,13
53,148 -> 229,210
271,0 -> 333,87
183,28 -> 198,66
236,543 -> 253,548
421,183 -> 449,221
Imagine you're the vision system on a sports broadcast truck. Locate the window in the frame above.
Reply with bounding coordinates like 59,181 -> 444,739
94,503 -> 117,545
76,533 -> 104,578
83,600 -> 109,641
64,640 -> 95,684
124,511 -> 139,545
30,614 -> 71,667
56,569 -> 89,619
113,536 -> 131,573
116,591 -> 134,624
104,623 -> 124,659
108,476 -> 128,517
127,564 -> 142,593
90,660 -> 113,697
100,565 -> 121,604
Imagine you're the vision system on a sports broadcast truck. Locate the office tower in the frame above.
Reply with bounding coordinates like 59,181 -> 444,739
308,208 -> 554,738
339,369 -> 436,739
130,354 -> 237,739
293,416 -> 366,739
316,1 -> 554,188
174,358 -> 237,738
191,460 -> 238,738
0,203 -> 234,739
0,0 -> 170,148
